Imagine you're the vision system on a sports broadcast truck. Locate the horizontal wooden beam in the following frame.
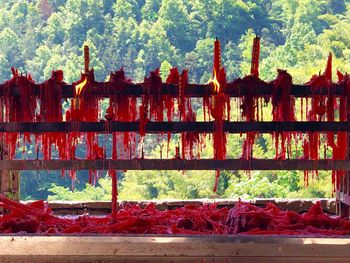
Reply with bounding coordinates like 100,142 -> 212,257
1,83 -> 346,98
2,236 -> 350,260
0,121 -> 348,133
3,159 -> 350,170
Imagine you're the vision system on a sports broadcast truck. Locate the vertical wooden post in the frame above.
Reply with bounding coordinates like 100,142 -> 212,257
0,170 -> 19,200
340,86 -> 350,218
84,45 -> 90,74
250,36 -> 260,78
0,142 -> 20,214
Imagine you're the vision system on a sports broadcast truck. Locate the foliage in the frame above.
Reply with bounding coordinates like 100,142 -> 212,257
0,0 -> 345,200
48,176 -> 112,201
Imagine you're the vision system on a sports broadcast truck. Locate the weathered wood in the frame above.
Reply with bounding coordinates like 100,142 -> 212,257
45,199 -> 336,215
0,171 -> 19,200
0,83 -> 345,97
0,159 -> 349,170
0,121 -> 347,133
0,143 -> 19,203
1,236 -> 350,262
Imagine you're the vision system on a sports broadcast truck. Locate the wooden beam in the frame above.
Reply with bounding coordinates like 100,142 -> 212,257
1,236 -> 350,261
0,83 -> 345,97
46,198 -> 336,215
0,159 -> 349,170
0,121 -> 347,133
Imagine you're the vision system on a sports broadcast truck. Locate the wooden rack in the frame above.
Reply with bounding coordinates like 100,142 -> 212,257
0,82 -> 345,97
1,82 -> 349,217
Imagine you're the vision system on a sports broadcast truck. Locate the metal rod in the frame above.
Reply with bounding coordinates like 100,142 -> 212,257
1,159 -> 349,170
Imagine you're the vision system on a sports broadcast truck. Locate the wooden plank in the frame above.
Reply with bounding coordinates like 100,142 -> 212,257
1,236 -> 350,262
45,199 -> 336,215
0,121 -> 347,133
0,170 -> 19,201
0,159 -> 349,171
0,83 -> 345,97
0,142 -> 19,203
3,256 -> 350,263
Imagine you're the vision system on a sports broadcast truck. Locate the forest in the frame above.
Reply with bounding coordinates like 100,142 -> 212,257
0,0 -> 349,201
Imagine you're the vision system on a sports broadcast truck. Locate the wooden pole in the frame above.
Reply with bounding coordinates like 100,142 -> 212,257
0,83 -> 345,97
111,171 -> 117,218
338,86 -> 350,218
0,159 -> 349,171
250,36 -> 260,77
84,45 -> 90,74
0,121 -> 346,133
0,140 -> 19,213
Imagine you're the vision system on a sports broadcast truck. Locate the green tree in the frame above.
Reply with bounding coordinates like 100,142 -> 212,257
158,0 -> 195,52
159,60 -> 171,80
0,28 -> 21,71
141,0 -> 161,22
184,38 -> 214,83
60,0 -> 105,47
113,0 -> 140,20
0,0 -> 343,201
138,20 -> 177,74
48,176 -> 112,201
44,13 -> 65,45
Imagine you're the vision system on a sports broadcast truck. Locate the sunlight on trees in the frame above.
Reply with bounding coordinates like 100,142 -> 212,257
0,0 -> 346,200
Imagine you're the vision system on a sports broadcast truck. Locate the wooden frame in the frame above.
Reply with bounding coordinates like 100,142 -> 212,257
0,83 -> 346,97
0,236 -> 350,262
0,121 -> 348,132
1,82 -> 350,216
0,159 -> 349,171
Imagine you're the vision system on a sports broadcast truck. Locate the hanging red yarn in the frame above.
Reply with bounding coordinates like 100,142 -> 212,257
180,70 -> 200,160
69,69 -> 104,182
236,75 -> 266,160
332,71 -> 350,190
143,68 -> 163,122
271,69 -> 295,159
303,54 -> 333,183
209,38 -> 229,192
38,70 -> 65,160
238,37 -> 263,162
3,68 -> 36,159
0,40 -> 347,201
107,68 -> 137,160
165,67 -> 180,155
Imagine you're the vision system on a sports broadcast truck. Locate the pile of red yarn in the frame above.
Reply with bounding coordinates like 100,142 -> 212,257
1,196 -> 349,236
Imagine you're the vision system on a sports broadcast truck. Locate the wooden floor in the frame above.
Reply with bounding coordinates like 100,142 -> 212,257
0,235 -> 350,262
